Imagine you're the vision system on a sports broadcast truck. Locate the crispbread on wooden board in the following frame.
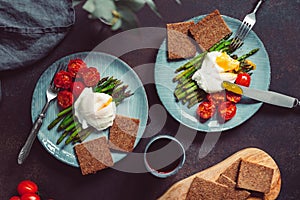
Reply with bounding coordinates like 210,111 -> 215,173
157,148 -> 281,200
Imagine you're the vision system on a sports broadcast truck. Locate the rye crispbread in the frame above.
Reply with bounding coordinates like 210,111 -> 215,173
247,196 -> 263,200
74,136 -> 113,175
216,174 -> 250,200
109,115 -> 140,152
190,9 -> 231,51
216,174 -> 237,188
237,160 -> 274,193
186,177 -> 232,200
221,158 -> 242,182
167,21 -> 196,59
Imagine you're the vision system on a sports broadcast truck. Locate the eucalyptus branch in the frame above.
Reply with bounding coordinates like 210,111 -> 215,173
73,0 -> 181,30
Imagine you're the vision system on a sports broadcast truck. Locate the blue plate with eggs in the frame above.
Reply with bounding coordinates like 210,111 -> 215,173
32,52 -> 148,167
155,15 -> 271,132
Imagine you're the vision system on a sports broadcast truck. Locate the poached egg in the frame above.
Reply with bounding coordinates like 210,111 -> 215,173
74,87 -> 116,131
192,51 -> 239,93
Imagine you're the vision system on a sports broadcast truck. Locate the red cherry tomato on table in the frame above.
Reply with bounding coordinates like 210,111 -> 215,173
218,101 -> 237,121
226,91 -> 242,103
196,101 -> 216,120
17,180 -> 38,196
53,70 -> 73,89
20,193 -> 40,200
71,81 -> 85,98
235,73 -> 251,87
78,67 -> 100,87
67,58 -> 87,78
57,90 -> 74,109
9,196 -> 21,200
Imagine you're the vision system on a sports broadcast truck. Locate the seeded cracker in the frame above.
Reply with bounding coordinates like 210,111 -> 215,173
109,115 -> 140,152
186,177 -> 232,200
74,137 -> 113,175
167,21 -> 196,59
190,9 -> 232,51
237,160 -> 274,193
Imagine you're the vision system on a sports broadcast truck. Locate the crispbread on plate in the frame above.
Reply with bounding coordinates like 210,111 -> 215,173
189,9 -> 232,51
74,136 -> 113,175
167,21 -> 196,60
109,115 -> 140,152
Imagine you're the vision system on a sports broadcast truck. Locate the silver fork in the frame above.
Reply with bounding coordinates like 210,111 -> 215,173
230,0 -> 264,51
18,64 -> 65,164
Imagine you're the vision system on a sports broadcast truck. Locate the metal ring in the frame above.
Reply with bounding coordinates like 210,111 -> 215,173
144,135 -> 186,178
293,98 -> 300,107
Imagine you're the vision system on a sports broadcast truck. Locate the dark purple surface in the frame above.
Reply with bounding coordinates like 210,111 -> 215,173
0,1 -> 299,199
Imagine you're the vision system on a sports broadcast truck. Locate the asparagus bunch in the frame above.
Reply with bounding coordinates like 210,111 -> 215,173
47,76 -> 133,145
173,34 -> 259,108
173,34 -> 234,108
237,48 -> 259,61
236,48 -> 260,73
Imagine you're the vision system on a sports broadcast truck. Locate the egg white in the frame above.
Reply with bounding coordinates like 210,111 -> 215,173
192,51 -> 238,93
74,87 -> 116,131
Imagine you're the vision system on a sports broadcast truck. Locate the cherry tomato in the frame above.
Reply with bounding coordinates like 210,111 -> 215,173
226,91 -> 242,103
71,81 -> 85,98
9,196 -> 21,200
53,70 -> 73,89
235,73 -> 251,87
196,101 -> 216,120
218,101 -> 237,121
57,90 -> 74,109
206,91 -> 226,106
67,58 -> 87,78
20,193 -> 40,200
78,67 -> 100,87
17,180 -> 38,196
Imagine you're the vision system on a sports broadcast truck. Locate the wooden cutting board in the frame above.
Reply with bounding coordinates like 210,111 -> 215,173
158,148 -> 281,200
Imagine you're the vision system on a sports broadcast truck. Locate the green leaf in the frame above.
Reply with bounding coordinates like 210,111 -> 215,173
95,0 -> 116,21
72,0 -> 83,7
116,0 -> 146,12
84,0 -> 117,22
145,0 -> 161,18
82,0 -> 96,13
117,6 -> 139,30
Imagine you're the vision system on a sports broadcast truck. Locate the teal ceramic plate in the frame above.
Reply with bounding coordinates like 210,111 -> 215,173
155,15 -> 270,132
32,52 -> 148,167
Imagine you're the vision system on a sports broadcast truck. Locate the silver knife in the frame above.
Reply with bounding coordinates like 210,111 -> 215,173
222,81 -> 299,108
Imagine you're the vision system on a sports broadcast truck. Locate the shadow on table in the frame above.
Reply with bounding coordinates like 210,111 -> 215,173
0,80 -> 2,103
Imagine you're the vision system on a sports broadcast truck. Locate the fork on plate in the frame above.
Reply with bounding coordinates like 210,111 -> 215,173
17,64 -> 66,164
230,0 -> 265,51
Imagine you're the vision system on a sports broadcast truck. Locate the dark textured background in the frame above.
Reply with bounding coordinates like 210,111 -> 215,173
0,0 -> 299,199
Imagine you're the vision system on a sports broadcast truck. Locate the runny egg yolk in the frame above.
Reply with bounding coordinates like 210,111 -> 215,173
216,52 -> 240,72
98,97 -> 113,111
